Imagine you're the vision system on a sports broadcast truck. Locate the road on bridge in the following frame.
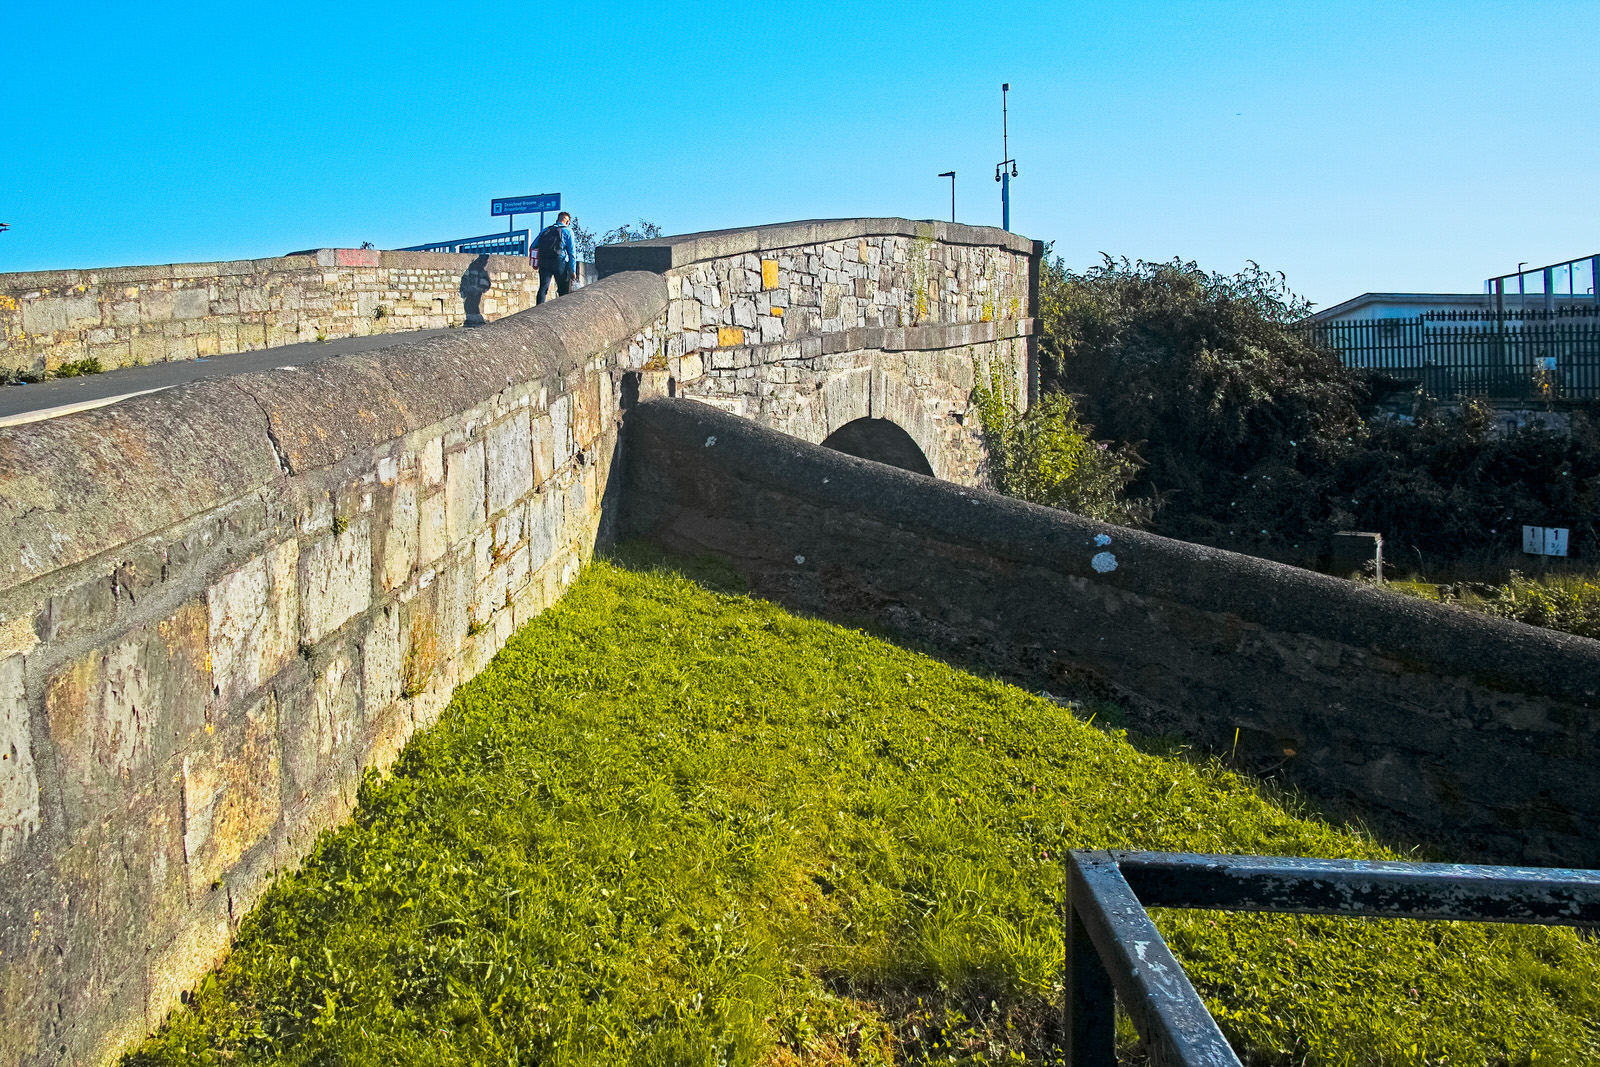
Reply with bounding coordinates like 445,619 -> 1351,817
0,327 -> 454,427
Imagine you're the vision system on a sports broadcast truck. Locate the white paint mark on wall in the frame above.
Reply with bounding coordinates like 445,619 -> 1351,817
794,555 -> 806,565
1091,551 -> 1118,573
705,436 -> 717,447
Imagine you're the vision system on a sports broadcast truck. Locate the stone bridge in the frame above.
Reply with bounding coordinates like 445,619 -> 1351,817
0,217 -> 1038,1066
595,219 -> 1037,483
4,216 -> 1595,1067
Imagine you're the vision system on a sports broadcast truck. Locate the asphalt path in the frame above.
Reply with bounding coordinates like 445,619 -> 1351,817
0,328 -> 453,426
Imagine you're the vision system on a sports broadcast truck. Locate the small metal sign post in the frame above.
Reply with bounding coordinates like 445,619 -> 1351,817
492,193 -> 561,238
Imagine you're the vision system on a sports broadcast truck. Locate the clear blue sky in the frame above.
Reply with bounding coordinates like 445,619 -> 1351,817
4,0 -> 1596,308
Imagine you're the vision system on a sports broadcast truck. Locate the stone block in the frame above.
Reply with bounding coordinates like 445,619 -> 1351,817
381,478 -> 419,590
418,489 -> 447,566
362,605 -> 402,717
528,488 -> 565,572
35,573 -> 116,644
761,260 -> 780,289
21,293 -> 101,335
531,413 -> 556,486
299,520 -> 372,644
139,290 -> 176,323
313,644 -> 361,764
550,395 -> 573,468
572,375 -> 602,450
172,289 -> 210,320
145,892 -> 232,1033
44,601 -> 211,813
419,435 -> 445,487
0,655 -> 40,863
207,540 -> 299,708
180,693 -> 281,891
445,441 -> 487,543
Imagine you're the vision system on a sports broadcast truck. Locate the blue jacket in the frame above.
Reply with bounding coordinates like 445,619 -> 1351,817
538,223 -> 577,272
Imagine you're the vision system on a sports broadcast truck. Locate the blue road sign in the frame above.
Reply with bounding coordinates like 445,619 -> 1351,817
492,193 -> 560,217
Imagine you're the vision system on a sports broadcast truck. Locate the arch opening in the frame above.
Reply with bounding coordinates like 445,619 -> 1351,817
820,417 -> 935,477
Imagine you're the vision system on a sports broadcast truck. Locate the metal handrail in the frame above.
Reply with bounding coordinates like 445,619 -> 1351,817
1065,850 -> 1600,1066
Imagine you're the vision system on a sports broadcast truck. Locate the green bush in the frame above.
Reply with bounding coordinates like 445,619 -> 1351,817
971,355 -> 1145,524
1039,252 -> 1600,573
126,559 -> 1600,1066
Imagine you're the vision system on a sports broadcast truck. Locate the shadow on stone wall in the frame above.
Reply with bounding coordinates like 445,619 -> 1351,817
460,254 -> 491,326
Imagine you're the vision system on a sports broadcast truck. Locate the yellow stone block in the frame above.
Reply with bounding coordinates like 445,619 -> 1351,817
717,326 -> 745,346
761,260 -> 779,290
771,307 -> 784,317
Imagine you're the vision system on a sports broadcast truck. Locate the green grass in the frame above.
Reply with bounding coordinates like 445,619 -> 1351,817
1386,571 -> 1600,640
127,555 -> 1600,1066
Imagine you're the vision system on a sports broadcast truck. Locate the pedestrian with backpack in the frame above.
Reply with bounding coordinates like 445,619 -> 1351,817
535,212 -> 578,304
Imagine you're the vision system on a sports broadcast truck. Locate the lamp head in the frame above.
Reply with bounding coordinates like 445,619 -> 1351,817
1011,163 -> 1018,178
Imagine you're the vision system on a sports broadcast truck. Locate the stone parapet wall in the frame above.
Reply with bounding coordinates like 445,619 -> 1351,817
622,398 -> 1600,870
0,217 -> 1033,1066
0,249 -> 539,378
602,219 -> 1039,485
0,273 -> 668,1066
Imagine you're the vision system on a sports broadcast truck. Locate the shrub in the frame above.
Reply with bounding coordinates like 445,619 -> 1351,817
971,354 -> 1145,524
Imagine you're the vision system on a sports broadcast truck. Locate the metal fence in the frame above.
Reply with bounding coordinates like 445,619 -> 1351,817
399,229 -> 529,257
1308,309 -> 1600,401
1065,850 -> 1600,1066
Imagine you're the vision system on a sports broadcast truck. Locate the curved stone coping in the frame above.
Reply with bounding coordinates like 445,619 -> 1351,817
0,250 -> 533,291
596,218 -> 1038,276
0,272 -> 667,593
628,397 -> 1600,705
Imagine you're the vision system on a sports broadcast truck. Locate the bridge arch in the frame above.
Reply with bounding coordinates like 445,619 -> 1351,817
820,416 -> 934,476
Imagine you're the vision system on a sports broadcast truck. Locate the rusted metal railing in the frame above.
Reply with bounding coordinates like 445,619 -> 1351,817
1065,850 -> 1600,1067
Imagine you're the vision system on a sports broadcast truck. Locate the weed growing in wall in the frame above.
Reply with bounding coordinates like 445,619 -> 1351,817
908,229 -> 936,325
126,559 -> 1600,1067
971,345 -> 1146,524
1,356 -> 104,385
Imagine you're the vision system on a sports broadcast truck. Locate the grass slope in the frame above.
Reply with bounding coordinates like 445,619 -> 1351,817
129,557 -> 1600,1066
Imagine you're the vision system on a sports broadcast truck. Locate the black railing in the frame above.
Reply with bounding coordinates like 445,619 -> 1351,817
1306,311 -> 1600,401
1065,850 -> 1600,1067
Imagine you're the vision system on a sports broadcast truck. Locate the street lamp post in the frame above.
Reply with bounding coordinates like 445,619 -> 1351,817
938,171 -> 955,223
995,83 -> 1018,231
